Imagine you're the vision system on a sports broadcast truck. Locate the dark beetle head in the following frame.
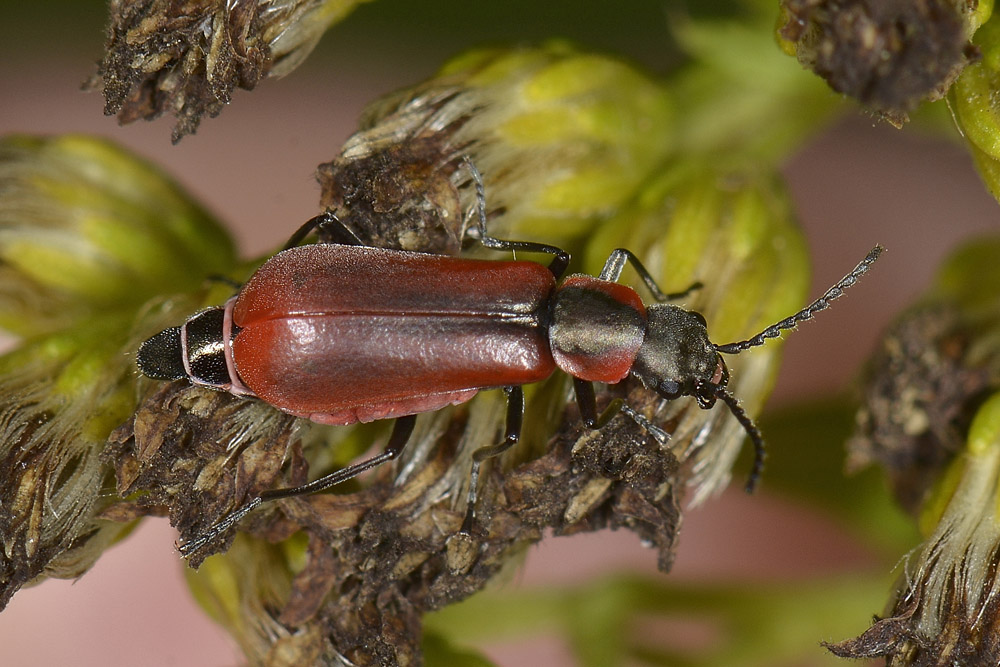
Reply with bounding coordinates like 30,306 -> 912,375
632,304 -> 728,407
137,326 -> 186,381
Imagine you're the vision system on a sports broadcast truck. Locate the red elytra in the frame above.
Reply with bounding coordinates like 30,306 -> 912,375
229,243 -> 565,425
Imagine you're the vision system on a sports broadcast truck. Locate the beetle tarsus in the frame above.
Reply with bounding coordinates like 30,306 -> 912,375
178,496 -> 263,558
618,403 -> 671,446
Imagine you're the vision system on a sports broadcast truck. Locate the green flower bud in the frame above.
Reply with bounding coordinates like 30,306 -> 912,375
582,163 -> 809,502
320,42 -> 674,249
0,135 -> 235,335
184,535 -> 316,664
0,134 -> 237,610
950,14 -> 1000,202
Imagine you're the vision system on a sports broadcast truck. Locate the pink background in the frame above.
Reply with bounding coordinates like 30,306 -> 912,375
2,8 -> 998,666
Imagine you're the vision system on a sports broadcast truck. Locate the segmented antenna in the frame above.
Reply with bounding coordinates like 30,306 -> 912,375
715,245 -> 883,354
715,387 -> 766,493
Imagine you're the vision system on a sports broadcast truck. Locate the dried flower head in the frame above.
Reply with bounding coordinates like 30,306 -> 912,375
94,0 -> 367,142
778,0 -> 988,125
833,235 -> 1000,664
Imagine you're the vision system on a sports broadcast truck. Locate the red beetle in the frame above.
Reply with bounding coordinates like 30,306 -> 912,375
138,170 -> 881,556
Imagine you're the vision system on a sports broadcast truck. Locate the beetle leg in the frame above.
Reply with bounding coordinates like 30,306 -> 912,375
618,404 -> 671,446
461,386 -> 523,532
574,378 -> 670,444
599,248 -> 702,302
203,274 -> 242,290
461,156 -> 571,279
261,414 -> 417,502
179,415 -> 417,558
282,210 -> 363,250
574,378 -> 623,429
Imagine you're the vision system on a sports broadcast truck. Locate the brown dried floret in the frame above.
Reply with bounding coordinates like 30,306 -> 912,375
778,0 -> 980,125
93,0 -> 363,142
848,303 -> 992,513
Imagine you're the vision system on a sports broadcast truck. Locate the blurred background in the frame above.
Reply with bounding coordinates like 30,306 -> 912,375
1,1 -> 997,665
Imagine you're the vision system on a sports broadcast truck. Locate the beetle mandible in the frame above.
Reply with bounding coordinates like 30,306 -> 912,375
137,161 -> 882,557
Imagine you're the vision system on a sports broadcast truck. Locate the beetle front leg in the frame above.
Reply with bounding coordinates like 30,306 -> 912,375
462,157 -> 571,279
574,378 -> 624,429
574,378 -> 670,445
179,414 -> 417,558
460,386 -> 523,533
599,248 -> 701,302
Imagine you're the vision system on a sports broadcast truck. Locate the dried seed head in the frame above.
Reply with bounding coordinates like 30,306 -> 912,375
850,236 -> 1000,512
94,0 -> 364,141
778,0 -> 985,125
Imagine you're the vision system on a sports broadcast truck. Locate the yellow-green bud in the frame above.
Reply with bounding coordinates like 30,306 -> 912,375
325,42 -> 674,247
583,163 -> 809,501
0,135 -> 235,336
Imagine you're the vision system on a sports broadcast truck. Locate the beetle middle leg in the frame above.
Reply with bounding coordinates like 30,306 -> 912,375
179,414 -> 417,557
460,386 -> 523,533
599,248 -> 701,302
461,156 -> 571,279
282,210 -> 363,250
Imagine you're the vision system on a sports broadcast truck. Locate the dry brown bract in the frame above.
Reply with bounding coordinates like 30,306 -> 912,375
107,377 -> 683,664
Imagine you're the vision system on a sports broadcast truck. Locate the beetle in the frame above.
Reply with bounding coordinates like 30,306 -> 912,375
138,165 -> 882,557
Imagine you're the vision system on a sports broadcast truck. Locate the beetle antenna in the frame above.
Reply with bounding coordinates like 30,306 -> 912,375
714,387 -> 765,493
714,245 -> 883,354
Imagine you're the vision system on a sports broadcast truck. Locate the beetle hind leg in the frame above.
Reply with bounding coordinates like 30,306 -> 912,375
460,386 -> 523,533
179,414 -> 417,559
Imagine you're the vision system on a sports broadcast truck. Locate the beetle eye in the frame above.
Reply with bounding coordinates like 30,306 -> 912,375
658,380 -> 681,399
691,311 -> 707,328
